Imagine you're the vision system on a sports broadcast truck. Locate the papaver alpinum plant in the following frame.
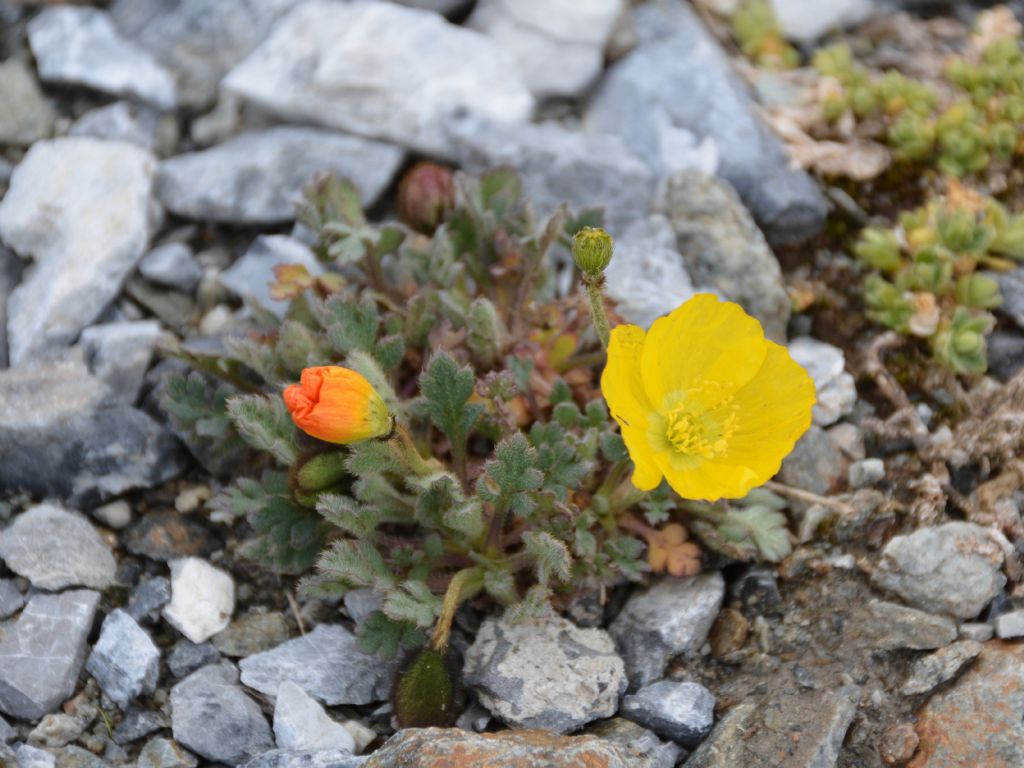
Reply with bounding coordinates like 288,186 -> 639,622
162,167 -> 813,726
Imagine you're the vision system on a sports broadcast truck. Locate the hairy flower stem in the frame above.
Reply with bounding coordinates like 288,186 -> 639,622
582,273 -> 611,350
431,567 -> 478,652
390,423 -> 436,477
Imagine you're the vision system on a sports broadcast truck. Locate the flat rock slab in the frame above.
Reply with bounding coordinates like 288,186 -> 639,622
170,663 -> 272,766
910,642 -> 1024,767
239,624 -> 393,706
0,590 -> 100,721
156,127 -> 404,224
0,137 -> 158,365
223,1 -> 533,156
0,503 -> 115,591
861,599 -> 958,651
464,612 -> 627,733
362,728 -> 652,768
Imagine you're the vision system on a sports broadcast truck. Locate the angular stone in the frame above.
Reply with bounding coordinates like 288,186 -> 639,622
0,138 -> 159,365
166,641 -> 221,681
69,102 -> 162,152
112,706 -> 167,745
239,624 -> 394,706
137,738 -> 198,768
170,663 -> 273,766
80,321 -> 162,405
586,0 -> 826,244
0,590 -> 100,721
223,1 -> 533,156
28,713 -> 86,749
862,600 -> 958,651
241,751 -> 366,768
0,579 -> 25,619
992,268 -> 1024,330
156,127 -> 404,224
0,58 -> 54,146
138,243 -> 203,293
0,246 -> 21,369
788,337 -> 857,427
213,612 -> 291,658
464,612 -> 626,733
27,6 -> 176,109
362,728 -> 651,768
448,116 -> 654,236
52,745 -> 106,768
603,215 -> 697,329
872,522 -> 1006,619
996,608 -> 1024,638
770,0 -> 874,42
15,744 -> 56,768
219,236 -> 323,317
273,681 -> 355,753
779,425 -> 847,497
848,458 -> 886,489
901,640 -> 982,696
86,609 -> 161,709
587,718 -> 685,768
124,511 -> 218,562
126,576 -> 172,625
609,573 -> 724,689
163,558 -> 236,644
0,360 -> 185,507
467,0 -> 623,98
987,330 -> 1024,382
0,504 -> 115,591
620,680 -> 715,746
910,642 -> 1024,767
109,0 -> 294,108
655,170 -> 790,342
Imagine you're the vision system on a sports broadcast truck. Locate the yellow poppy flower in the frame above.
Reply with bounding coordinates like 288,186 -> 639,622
601,294 -> 815,501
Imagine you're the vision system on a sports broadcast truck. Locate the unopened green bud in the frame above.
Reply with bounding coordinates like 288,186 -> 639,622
295,451 -> 350,491
466,296 -> 507,369
854,228 -> 902,272
392,646 -> 461,728
572,227 -> 614,276
956,273 -> 1002,310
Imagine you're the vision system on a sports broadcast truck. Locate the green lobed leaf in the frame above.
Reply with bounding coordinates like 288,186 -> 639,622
225,394 -> 298,465
357,611 -> 426,659
419,353 -> 482,450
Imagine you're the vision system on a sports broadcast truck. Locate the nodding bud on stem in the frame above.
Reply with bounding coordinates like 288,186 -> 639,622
572,227 -> 614,277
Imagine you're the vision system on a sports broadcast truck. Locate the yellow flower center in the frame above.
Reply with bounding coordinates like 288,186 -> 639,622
663,383 -> 739,460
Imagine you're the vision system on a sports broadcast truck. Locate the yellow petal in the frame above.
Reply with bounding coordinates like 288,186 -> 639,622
720,341 -> 816,480
601,324 -> 653,430
656,453 -> 761,501
641,294 -> 768,411
622,425 -> 664,491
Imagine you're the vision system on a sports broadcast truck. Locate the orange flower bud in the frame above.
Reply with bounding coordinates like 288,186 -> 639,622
283,366 -> 391,444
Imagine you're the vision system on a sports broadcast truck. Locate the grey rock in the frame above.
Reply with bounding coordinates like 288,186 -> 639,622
603,215 -> 697,329
0,246 -> 22,368
0,58 -> 54,146
901,640 -> 982,696
52,745 -> 107,768
137,738 -> 197,768
170,663 -> 273,766
610,573 -> 724,689
342,589 -> 383,625
27,7 -> 175,109
219,236 -> 323,317
680,700 -> 757,768
848,458 -> 886,489
959,622 -> 995,643
0,360 -> 184,507
586,0 -> 826,244
588,718 -> 685,768
86,609 -> 160,709
273,681 -> 355,753
241,751 -> 366,768
872,522 -> 1006,619
80,321 -> 162,405
0,590 -> 100,721
0,714 -> 13,743
109,0 -> 295,108
788,337 -> 857,427
213,612 -> 291,658
770,0 -> 874,42
156,127 -> 403,225
239,624 -> 394,706
467,0 -> 624,98
15,744 -> 55,768
92,500 -> 133,530
464,612 -> 627,733
126,577 -> 172,625
864,599 -> 958,650
0,138 -> 159,365
69,102 -> 162,152
28,713 -> 86,748
0,504 -> 116,591
996,608 -> 1024,639
987,330 -> 1024,382
0,579 -> 25,619
390,0 -> 468,14
138,243 -> 203,293
448,116 -> 654,236
655,170 -> 790,341
112,706 -> 167,745
779,425 -> 847,497
167,641 -> 222,680
163,557 -> 236,644
993,268 -> 1024,329
620,681 -> 716,746
223,1 -> 534,156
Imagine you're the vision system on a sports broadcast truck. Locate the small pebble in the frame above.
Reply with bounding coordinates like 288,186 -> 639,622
879,722 -> 919,765
91,500 -> 133,529
849,458 -> 886,489
959,622 -> 995,643
995,608 -> 1024,639
162,558 -> 235,644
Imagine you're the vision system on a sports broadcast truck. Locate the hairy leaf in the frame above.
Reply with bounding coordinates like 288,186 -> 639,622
226,394 -> 298,465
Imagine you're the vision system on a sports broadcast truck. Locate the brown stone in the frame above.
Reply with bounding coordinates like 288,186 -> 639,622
879,723 -> 919,765
709,608 -> 749,657
909,641 -> 1024,768
361,728 -> 654,768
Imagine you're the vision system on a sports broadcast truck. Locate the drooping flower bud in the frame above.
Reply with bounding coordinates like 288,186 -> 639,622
397,162 -> 455,234
283,366 -> 391,444
572,227 -> 614,276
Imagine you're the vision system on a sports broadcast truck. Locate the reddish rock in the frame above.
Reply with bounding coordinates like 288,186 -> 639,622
880,723 -> 919,765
